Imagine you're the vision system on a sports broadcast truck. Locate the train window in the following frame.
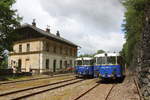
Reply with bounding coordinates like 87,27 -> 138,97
107,57 -> 116,64
97,57 -> 106,65
77,60 -> 82,66
90,60 -> 94,65
117,56 -> 123,65
83,60 -> 91,65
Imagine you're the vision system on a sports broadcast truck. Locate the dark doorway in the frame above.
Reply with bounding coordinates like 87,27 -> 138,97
60,60 -> 62,69
46,59 -> 49,69
64,61 -> 67,68
18,59 -> 22,72
53,60 -> 56,72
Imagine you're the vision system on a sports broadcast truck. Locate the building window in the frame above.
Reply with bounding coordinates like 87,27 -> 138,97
65,47 -> 68,55
70,60 -> 72,67
53,46 -> 56,53
72,49 -> 74,56
26,44 -> 30,52
46,59 -> 49,69
26,58 -> 30,61
19,45 -> 22,53
70,48 -> 72,56
74,49 -> 76,57
60,47 -> 62,54
45,42 -> 49,52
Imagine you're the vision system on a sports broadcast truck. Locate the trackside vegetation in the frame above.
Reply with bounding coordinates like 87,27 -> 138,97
121,0 -> 149,66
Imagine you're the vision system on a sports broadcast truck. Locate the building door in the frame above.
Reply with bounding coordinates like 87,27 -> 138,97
70,60 -> 72,67
60,60 -> 62,69
46,59 -> 49,69
53,60 -> 56,72
18,59 -> 22,72
25,59 -> 30,72
64,61 -> 67,68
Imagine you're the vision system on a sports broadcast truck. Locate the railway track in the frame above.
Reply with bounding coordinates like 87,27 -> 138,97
104,84 -> 116,100
0,78 -> 84,100
0,73 -> 73,85
134,78 -> 143,100
73,83 -> 100,100
73,83 -> 116,100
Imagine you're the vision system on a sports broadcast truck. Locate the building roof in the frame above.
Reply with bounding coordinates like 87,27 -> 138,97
17,24 -> 78,47
94,52 -> 120,57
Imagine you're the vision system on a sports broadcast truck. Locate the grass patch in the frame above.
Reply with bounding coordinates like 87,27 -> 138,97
0,74 -> 33,81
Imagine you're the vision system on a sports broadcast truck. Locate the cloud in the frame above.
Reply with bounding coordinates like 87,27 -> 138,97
13,0 -> 125,55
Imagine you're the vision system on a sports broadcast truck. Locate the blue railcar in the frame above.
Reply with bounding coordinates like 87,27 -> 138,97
94,53 -> 125,80
75,57 -> 94,78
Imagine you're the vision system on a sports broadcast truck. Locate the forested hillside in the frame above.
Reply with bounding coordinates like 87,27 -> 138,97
122,0 -> 146,66
122,0 -> 150,99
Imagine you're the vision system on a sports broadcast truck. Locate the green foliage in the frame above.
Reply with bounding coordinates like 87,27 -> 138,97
0,0 -> 22,67
122,0 -> 149,66
79,50 -> 105,57
79,54 -> 93,57
0,56 -> 8,69
96,50 -> 105,54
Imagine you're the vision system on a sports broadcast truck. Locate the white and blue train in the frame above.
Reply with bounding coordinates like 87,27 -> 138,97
94,53 -> 125,80
75,57 -> 94,77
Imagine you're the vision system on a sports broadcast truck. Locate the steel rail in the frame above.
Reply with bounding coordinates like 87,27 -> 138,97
105,84 -> 116,100
11,79 -> 84,100
0,78 -> 76,96
134,78 -> 143,100
0,73 -> 73,85
73,83 -> 100,100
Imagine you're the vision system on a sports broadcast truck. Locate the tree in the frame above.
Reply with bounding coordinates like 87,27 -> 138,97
121,0 -> 150,66
79,54 -> 93,57
96,50 -> 105,54
78,50 -> 105,58
0,0 -> 22,68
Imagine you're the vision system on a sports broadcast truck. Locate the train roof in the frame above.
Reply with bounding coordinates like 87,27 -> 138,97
94,53 -> 105,57
94,53 -> 120,57
76,57 -> 93,61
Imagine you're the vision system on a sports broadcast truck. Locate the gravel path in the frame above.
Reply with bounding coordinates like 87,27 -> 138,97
0,75 -> 74,93
107,76 -> 140,100
0,78 -> 82,100
78,83 -> 113,100
0,75 -> 140,100
23,79 -> 98,100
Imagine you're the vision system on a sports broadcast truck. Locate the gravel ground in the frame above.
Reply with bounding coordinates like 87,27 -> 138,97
0,73 -> 73,83
78,83 -> 113,100
0,75 -> 140,100
0,78 -> 82,100
22,78 -> 98,100
0,75 -> 74,93
107,76 -> 140,100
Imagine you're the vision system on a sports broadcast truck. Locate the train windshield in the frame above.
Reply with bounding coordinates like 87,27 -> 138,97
76,60 -> 82,66
97,57 -> 107,65
107,56 -> 116,64
83,60 -> 92,66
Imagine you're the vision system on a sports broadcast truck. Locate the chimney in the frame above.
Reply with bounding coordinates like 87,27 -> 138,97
46,25 -> 50,33
56,30 -> 60,37
32,19 -> 36,27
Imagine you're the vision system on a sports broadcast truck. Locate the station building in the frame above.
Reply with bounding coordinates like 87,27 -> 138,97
8,21 -> 78,74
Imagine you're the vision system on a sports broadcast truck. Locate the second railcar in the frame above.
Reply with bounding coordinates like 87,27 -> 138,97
75,57 -> 94,78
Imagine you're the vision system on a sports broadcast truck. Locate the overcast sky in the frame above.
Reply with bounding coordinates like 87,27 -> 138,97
13,0 -> 125,55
